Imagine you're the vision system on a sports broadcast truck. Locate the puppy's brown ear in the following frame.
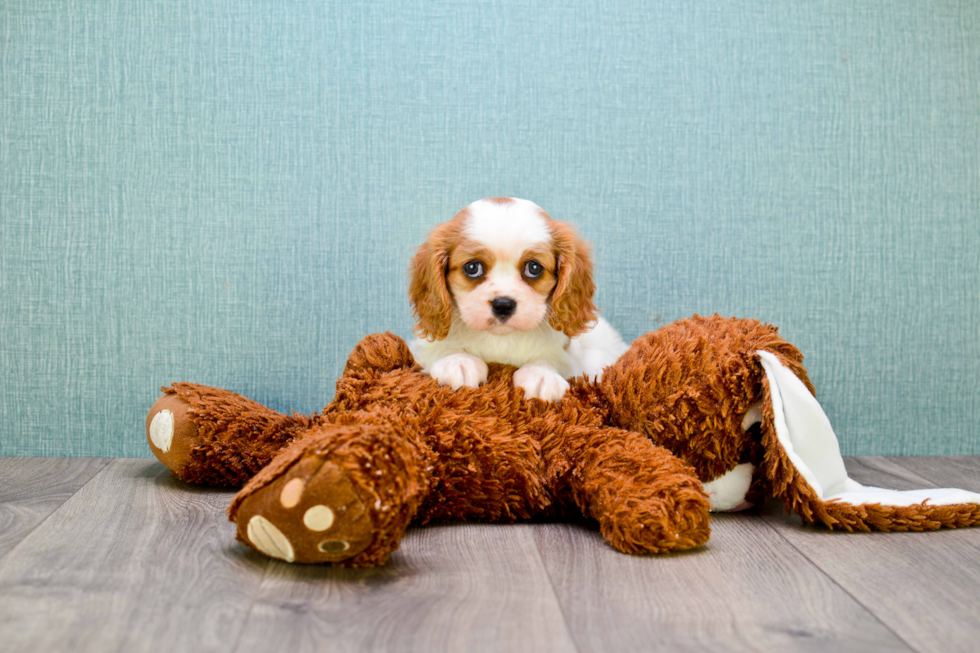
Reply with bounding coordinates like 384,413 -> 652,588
548,221 -> 598,337
409,219 -> 460,341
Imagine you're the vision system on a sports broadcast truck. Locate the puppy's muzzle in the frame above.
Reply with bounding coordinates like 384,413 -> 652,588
490,297 -> 517,321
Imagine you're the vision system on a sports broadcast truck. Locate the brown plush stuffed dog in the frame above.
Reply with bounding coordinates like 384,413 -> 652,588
146,315 -> 980,566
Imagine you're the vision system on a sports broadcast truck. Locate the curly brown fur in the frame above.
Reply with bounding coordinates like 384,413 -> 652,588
546,424 -> 711,553
600,314 -> 811,483
328,344 -> 562,523
316,333 -> 709,549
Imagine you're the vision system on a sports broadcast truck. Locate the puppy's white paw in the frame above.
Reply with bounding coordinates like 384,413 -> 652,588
514,364 -> 570,402
430,353 -> 489,390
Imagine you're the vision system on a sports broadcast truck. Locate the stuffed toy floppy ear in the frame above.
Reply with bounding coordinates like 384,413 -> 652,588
754,350 -> 980,531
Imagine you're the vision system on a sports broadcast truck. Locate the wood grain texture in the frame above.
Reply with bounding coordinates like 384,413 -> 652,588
3,457 -> 980,653
761,456 -> 980,653
0,457 -> 110,560
231,523 -> 577,653
0,459 -> 266,653
533,514 -> 911,653
893,456 -> 980,489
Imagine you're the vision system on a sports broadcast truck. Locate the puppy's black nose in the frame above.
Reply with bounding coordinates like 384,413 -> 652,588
491,297 -> 517,321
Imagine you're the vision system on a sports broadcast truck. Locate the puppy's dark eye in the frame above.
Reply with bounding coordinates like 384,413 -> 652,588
523,260 -> 544,279
462,261 -> 484,278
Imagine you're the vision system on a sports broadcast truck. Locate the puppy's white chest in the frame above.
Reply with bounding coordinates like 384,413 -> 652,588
410,326 -> 574,377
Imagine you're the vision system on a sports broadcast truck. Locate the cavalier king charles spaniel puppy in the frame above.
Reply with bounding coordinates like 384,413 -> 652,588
408,197 -> 628,402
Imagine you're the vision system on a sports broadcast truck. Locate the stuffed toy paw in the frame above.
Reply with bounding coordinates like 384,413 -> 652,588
228,419 -> 427,565
146,315 -> 980,566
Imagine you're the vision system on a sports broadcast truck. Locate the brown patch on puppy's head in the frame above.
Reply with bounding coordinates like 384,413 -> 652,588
484,196 -> 516,206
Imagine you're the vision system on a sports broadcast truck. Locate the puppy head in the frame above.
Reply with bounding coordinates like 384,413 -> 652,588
409,197 -> 596,340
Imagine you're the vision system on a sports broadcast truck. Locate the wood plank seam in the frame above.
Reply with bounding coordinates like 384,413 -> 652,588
0,457 -> 112,565
529,528 -> 584,653
759,505 -> 922,653
227,562 -> 274,653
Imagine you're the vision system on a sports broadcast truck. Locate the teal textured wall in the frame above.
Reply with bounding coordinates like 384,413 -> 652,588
1,1 -> 978,457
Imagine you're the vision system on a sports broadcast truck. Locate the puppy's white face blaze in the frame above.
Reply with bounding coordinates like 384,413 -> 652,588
448,198 -> 558,335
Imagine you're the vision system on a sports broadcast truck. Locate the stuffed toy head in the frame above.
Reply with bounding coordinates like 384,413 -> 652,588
146,315 -> 980,566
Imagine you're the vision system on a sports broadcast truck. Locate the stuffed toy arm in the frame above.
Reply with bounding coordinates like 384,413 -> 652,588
549,424 -> 712,554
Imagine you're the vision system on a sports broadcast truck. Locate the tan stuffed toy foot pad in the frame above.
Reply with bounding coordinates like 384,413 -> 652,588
146,393 -> 201,479
232,454 -> 377,563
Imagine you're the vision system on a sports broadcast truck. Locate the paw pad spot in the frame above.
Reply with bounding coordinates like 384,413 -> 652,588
247,515 -> 295,562
279,478 -> 304,508
303,505 -> 335,532
149,410 -> 174,453
317,539 -> 350,554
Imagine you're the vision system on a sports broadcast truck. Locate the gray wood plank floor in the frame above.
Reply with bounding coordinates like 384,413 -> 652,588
1,456 -> 978,653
